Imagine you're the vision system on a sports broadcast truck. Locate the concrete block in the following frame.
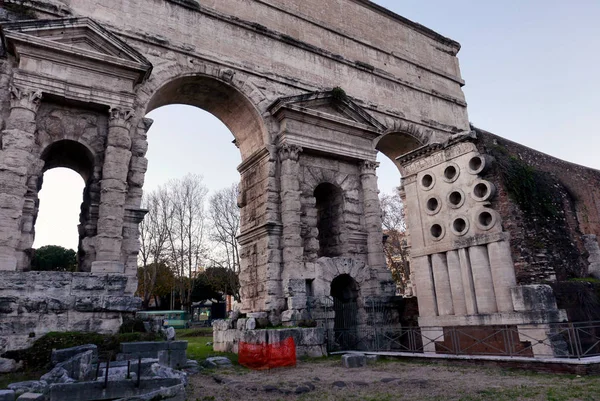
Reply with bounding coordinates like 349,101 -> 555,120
341,354 -> 366,368
120,342 -> 169,353
167,341 -> 188,351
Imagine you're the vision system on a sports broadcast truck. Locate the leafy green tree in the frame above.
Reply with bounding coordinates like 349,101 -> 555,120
31,245 -> 77,272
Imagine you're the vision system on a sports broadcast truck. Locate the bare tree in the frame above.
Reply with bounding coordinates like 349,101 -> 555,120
138,187 -> 172,309
166,173 -> 209,310
380,191 -> 411,295
208,183 -> 241,273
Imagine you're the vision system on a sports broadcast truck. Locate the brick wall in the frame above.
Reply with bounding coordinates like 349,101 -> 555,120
476,128 -> 600,283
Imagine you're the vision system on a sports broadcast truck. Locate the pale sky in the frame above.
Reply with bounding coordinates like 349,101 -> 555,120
33,2 -> 600,250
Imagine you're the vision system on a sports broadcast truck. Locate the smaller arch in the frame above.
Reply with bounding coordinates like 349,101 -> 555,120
40,140 -> 95,182
314,182 -> 345,257
330,274 -> 360,303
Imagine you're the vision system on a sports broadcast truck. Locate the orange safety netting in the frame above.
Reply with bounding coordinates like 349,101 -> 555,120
238,337 -> 297,370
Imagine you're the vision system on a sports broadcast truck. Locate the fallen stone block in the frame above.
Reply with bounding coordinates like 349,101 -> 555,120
341,354 -> 366,368
0,357 -> 22,373
51,344 -> 97,366
40,367 -> 75,384
16,393 -> 44,401
56,350 -> 94,381
0,390 -> 15,401
7,381 -> 47,397
202,357 -> 232,369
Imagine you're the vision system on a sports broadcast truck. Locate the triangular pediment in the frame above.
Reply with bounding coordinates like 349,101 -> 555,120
269,90 -> 387,132
1,17 -> 152,82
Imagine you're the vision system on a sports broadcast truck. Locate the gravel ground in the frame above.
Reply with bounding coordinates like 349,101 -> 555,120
186,357 -> 600,401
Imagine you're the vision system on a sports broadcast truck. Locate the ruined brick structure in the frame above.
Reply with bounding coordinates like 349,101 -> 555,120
0,0 -> 597,357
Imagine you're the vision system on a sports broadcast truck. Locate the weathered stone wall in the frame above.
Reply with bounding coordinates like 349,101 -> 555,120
213,319 -> 327,357
476,129 -> 596,283
0,271 -> 140,352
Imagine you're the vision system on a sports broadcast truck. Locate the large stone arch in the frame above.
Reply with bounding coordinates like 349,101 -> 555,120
140,69 -> 271,159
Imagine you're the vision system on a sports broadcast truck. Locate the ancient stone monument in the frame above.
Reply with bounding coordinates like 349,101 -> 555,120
1,0 -> 599,358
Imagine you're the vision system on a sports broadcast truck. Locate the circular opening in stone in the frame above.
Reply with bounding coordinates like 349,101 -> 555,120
478,211 -> 494,228
453,218 -> 467,234
474,183 -> 489,199
421,174 -> 434,188
444,165 -> 458,181
426,197 -> 439,212
449,191 -> 463,206
469,156 -> 483,172
430,224 -> 443,239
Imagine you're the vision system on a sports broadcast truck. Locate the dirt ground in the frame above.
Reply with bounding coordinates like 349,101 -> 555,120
186,357 -> 600,401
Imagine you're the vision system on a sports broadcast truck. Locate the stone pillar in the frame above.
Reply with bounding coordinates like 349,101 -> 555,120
359,161 -> 386,269
447,250 -> 467,316
431,253 -> 453,316
413,255 -> 437,317
468,245 -> 497,314
0,86 -> 42,271
487,240 -> 517,312
91,107 -> 133,273
17,158 -> 45,270
278,144 -> 304,310
459,248 -> 478,315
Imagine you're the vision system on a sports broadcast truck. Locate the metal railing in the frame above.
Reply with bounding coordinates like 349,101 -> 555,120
306,296 -> 600,359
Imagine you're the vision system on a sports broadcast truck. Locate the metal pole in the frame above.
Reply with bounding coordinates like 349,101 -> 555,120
136,356 -> 142,388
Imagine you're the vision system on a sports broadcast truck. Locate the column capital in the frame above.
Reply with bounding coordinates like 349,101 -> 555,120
360,160 -> 379,175
109,106 -> 134,129
278,143 -> 302,162
9,86 -> 42,113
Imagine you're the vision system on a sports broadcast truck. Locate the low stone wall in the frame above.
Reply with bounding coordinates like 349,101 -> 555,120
213,320 -> 327,357
0,271 -> 140,352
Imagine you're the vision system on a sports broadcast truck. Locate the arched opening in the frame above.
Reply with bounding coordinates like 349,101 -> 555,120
33,140 -> 95,272
139,73 -> 267,312
330,274 -> 360,349
145,74 -> 267,159
375,131 -> 425,297
314,182 -> 344,257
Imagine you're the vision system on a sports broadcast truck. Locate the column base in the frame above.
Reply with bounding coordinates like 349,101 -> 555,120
91,261 -> 125,273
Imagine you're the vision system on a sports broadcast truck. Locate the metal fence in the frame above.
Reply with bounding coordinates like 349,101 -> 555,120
306,296 -> 600,359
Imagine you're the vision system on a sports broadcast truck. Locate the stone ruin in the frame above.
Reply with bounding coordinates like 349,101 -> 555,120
0,0 -> 599,361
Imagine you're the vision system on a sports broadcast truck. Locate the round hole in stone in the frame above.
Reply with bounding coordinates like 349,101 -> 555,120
478,211 -> 494,228
469,156 -> 483,172
421,174 -> 434,188
473,183 -> 489,199
430,224 -> 443,239
426,197 -> 439,212
444,165 -> 458,181
453,218 -> 467,234
449,191 -> 463,206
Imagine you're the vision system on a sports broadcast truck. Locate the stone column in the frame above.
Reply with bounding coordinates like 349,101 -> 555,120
278,144 -> 304,310
447,250 -> 467,316
468,245 -> 498,314
359,160 -> 386,269
17,158 -> 45,270
459,248 -> 478,315
91,107 -> 133,273
432,253 -> 454,316
487,240 -> 517,312
413,255 -> 437,317
0,86 -> 42,271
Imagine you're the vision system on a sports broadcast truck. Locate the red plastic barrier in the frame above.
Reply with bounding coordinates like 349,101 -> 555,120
238,337 -> 297,370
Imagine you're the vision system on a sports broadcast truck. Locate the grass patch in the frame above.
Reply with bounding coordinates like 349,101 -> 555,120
176,328 -> 238,364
